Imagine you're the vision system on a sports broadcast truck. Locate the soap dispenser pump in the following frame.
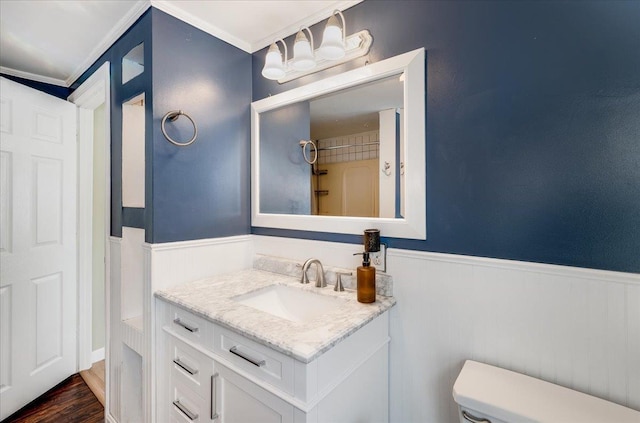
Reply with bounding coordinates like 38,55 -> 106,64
353,251 -> 376,303
353,229 -> 380,303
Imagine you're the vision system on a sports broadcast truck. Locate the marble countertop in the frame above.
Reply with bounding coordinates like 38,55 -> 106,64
155,267 -> 396,363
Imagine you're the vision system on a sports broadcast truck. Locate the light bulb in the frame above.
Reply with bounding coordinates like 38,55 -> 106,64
318,14 -> 345,60
261,43 -> 285,80
292,30 -> 316,71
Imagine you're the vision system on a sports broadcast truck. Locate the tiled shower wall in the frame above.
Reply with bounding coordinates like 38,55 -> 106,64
317,130 -> 379,164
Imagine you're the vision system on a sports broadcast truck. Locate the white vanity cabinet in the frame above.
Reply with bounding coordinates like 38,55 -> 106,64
213,361 -> 294,423
156,298 -> 390,423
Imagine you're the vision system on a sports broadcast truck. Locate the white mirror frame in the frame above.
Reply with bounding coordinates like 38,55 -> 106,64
251,48 -> 426,239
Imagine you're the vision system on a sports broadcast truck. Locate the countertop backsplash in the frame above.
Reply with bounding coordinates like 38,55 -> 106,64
253,254 -> 393,297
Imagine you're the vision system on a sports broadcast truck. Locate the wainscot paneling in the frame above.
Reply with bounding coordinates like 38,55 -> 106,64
252,235 -> 640,423
145,234 -> 254,292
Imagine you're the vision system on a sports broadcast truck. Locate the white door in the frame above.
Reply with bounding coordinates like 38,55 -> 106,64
0,77 -> 77,420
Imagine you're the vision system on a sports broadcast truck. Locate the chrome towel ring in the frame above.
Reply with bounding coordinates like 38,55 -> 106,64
299,140 -> 318,164
161,110 -> 197,147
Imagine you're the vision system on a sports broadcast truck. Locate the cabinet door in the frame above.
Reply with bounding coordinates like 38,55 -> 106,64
213,361 -> 294,423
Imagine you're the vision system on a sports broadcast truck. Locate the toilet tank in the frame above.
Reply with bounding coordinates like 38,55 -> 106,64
452,360 -> 640,423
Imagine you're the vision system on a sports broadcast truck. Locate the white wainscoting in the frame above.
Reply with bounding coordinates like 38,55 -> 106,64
108,234 -> 253,423
144,234 -> 253,422
146,234 -> 254,292
252,236 -> 640,423
107,237 -> 121,423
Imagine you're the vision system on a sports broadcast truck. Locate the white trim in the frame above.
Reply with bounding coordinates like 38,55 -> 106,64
0,66 -> 67,87
107,237 -> 121,421
2,2 -> 148,88
70,61 -> 110,372
3,0 -> 362,87
150,0 -> 362,54
387,248 -> 640,285
0,0 -> 151,89
144,234 -> 253,252
68,61 -> 111,404
67,62 -> 109,106
65,1 -> 149,87
252,48 -> 426,239
150,0 -> 252,53
249,0 -> 363,52
253,234 -> 639,284
91,347 -> 106,363
75,105 -> 94,373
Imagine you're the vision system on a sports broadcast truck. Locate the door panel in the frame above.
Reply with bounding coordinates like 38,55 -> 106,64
215,361 -> 293,423
0,77 -> 77,420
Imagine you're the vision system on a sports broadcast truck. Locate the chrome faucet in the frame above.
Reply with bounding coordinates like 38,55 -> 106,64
300,258 -> 326,288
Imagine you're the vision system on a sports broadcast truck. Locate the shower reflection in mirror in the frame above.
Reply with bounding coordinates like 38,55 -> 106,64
306,74 -> 405,219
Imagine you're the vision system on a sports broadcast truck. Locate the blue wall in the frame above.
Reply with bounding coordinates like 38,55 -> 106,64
260,102 -> 311,215
149,9 -> 251,243
0,74 -> 71,99
71,7 -> 251,243
252,1 -> 640,273
72,10 -> 153,240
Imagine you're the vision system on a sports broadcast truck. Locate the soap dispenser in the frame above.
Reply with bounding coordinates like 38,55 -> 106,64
354,252 -> 376,303
353,229 -> 380,303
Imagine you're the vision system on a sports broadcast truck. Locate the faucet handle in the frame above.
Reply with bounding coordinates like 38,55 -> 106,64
334,272 -> 352,292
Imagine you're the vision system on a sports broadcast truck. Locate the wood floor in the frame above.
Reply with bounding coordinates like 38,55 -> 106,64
80,360 -> 105,406
2,374 -> 104,423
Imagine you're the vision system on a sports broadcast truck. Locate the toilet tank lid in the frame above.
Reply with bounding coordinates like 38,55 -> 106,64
452,360 -> 640,423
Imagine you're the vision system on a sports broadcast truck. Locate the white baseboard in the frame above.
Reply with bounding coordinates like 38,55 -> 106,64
92,347 -> 105,363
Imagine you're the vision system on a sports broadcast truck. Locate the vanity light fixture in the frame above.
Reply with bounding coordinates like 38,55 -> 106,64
261,39 -> 288,80
292,28 -> 316,71
261,9 -> 372,84
317,11 -> 346,60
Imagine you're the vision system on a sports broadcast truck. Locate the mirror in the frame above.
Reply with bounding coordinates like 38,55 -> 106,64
251,48 -> 425,239
122,43 -> 144,84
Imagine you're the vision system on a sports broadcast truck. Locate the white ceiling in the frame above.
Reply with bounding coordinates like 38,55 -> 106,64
0,0 -> 361,87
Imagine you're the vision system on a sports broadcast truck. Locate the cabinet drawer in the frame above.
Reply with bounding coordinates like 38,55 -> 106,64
169,336 -> 213,397
213,325 -> 294,394
169,305 -> 212,350
170,378 -> 213,423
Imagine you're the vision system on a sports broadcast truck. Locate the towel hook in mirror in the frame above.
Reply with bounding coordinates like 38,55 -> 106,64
161,110 -> 198,147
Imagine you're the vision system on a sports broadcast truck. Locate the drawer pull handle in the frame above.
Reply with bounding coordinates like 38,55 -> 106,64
173,400 -> 198,421
211,373 -> 219,420
462,410 -> 491,423
173,318 -> 199,333
173,358 -> 198,376
229,346 -> 266,367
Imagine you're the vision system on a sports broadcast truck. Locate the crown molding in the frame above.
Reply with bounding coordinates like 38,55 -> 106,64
0,66 -> 67,87
251,0 -> 363,53
151,0 -> 363,54
150,0 -> 253,53
66,0 -> 150,87
6,0 -> 364,87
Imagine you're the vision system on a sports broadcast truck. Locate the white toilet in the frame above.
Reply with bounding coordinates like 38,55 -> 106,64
453,360 -> 640,423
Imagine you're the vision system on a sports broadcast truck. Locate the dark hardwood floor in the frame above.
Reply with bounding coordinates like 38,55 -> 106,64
2,374 -> 104,423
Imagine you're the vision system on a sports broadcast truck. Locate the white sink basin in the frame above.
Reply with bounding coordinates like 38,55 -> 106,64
233,285 -> 344,323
